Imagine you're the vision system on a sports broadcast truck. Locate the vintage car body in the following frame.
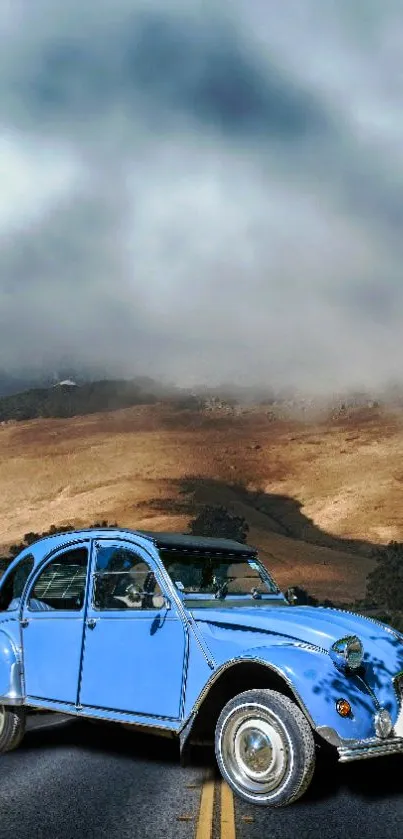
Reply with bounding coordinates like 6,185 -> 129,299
1,527 -> 403,807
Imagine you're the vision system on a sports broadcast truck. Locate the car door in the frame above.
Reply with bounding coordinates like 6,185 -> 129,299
78,539 -> 187,719
21,542 -> 90,704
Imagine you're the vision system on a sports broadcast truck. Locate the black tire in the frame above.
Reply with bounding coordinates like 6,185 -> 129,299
215,688 -> 315,807
0,705 -> 26,754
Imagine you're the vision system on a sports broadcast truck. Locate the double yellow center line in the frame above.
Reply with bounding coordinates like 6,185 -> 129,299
220,778 -> 236,839
195,773 -> 236,839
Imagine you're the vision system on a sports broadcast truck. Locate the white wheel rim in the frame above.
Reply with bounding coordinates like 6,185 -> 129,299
220,704 -> 290,797
234,718 -> 285,782
0,706 -> 5,737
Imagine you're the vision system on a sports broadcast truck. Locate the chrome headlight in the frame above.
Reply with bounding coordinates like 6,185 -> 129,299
374,708 -> 393,739
330,635 -> 364,673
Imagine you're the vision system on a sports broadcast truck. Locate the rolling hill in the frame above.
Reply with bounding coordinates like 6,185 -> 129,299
1,399 -> 403,603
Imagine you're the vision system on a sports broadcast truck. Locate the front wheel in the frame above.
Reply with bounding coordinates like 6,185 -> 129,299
0,705 -> 26,754
215,689 -> 315,807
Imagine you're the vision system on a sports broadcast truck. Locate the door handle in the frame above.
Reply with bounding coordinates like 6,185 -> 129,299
21,618 -> 29,628
86,618 -> 97,629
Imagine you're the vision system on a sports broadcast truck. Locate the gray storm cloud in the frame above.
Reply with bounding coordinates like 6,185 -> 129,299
1,0 -> 403,394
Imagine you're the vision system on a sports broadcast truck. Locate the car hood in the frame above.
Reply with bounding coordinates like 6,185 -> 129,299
191,604 -> 403,660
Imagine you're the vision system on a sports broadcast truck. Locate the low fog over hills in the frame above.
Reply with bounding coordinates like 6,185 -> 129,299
2,1 -> 403,397
2,372 -> 403,424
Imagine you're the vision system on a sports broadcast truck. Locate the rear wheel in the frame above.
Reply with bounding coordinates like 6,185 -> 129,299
215,689 -> 315,807
0,705 -> 26,753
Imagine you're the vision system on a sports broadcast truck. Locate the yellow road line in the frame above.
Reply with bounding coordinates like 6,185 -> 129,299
220,781 -> 236,839
195,773 -> 215,839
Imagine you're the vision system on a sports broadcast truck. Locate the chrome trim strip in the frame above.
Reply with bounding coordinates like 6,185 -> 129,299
391,671 -> 403,737
323,607 -> 403,643
354,674 -> 381,710
338,736 -> 403,762
392,670 -> 403,701
0,696 -> 24,706
316,725 -> 343,747
179,712 -> 196,752
25,697 -> 181,730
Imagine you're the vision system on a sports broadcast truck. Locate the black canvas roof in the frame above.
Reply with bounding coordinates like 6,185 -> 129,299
138,531 -> 257,556
17,527 -> 258,561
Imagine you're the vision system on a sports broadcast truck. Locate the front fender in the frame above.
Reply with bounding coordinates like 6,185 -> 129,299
241,644 -> 398,743
0,630 -> 24,703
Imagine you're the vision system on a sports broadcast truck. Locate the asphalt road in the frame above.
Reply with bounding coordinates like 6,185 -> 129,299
1,714 -> 403,839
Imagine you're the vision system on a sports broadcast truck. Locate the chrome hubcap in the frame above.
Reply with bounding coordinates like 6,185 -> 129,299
0,706 -> 5,737
238,727 -> 272,774
234,719 -> 286,785
221,707 -> 289,796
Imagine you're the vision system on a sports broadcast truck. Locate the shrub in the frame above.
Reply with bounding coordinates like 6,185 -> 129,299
188,505 -> 249,544
365,541 -> 403,612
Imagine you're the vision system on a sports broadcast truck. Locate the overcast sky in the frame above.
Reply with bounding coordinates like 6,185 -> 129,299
1,0 -> 403,394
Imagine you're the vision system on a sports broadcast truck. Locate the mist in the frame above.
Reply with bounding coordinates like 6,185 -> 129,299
1,0 -> 403,396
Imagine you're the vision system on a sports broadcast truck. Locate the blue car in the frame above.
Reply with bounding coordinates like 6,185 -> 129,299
1,527 -> 403,807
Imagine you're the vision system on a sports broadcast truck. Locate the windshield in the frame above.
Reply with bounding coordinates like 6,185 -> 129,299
159,549 -> 286,608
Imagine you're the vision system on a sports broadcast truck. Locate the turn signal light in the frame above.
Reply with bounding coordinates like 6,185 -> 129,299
336,699 -> 352,717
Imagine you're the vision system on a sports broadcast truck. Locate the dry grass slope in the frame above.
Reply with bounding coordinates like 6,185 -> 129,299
1,402 -> 403,602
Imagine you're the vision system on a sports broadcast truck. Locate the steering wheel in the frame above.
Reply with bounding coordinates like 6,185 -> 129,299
124,582 -> 142,603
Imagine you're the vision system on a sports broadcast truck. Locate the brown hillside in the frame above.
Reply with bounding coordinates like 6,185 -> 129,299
1,403 -> 403,602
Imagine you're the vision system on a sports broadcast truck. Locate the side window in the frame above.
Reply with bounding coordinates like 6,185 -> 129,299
28,547 -> 88,612
93,545 -> 165,611
0,555 -> 35,612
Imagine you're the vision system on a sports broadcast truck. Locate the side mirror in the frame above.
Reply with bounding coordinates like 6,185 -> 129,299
150,593 -> 171,610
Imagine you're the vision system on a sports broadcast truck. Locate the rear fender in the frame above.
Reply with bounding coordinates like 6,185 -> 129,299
0,630 -> 24,704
